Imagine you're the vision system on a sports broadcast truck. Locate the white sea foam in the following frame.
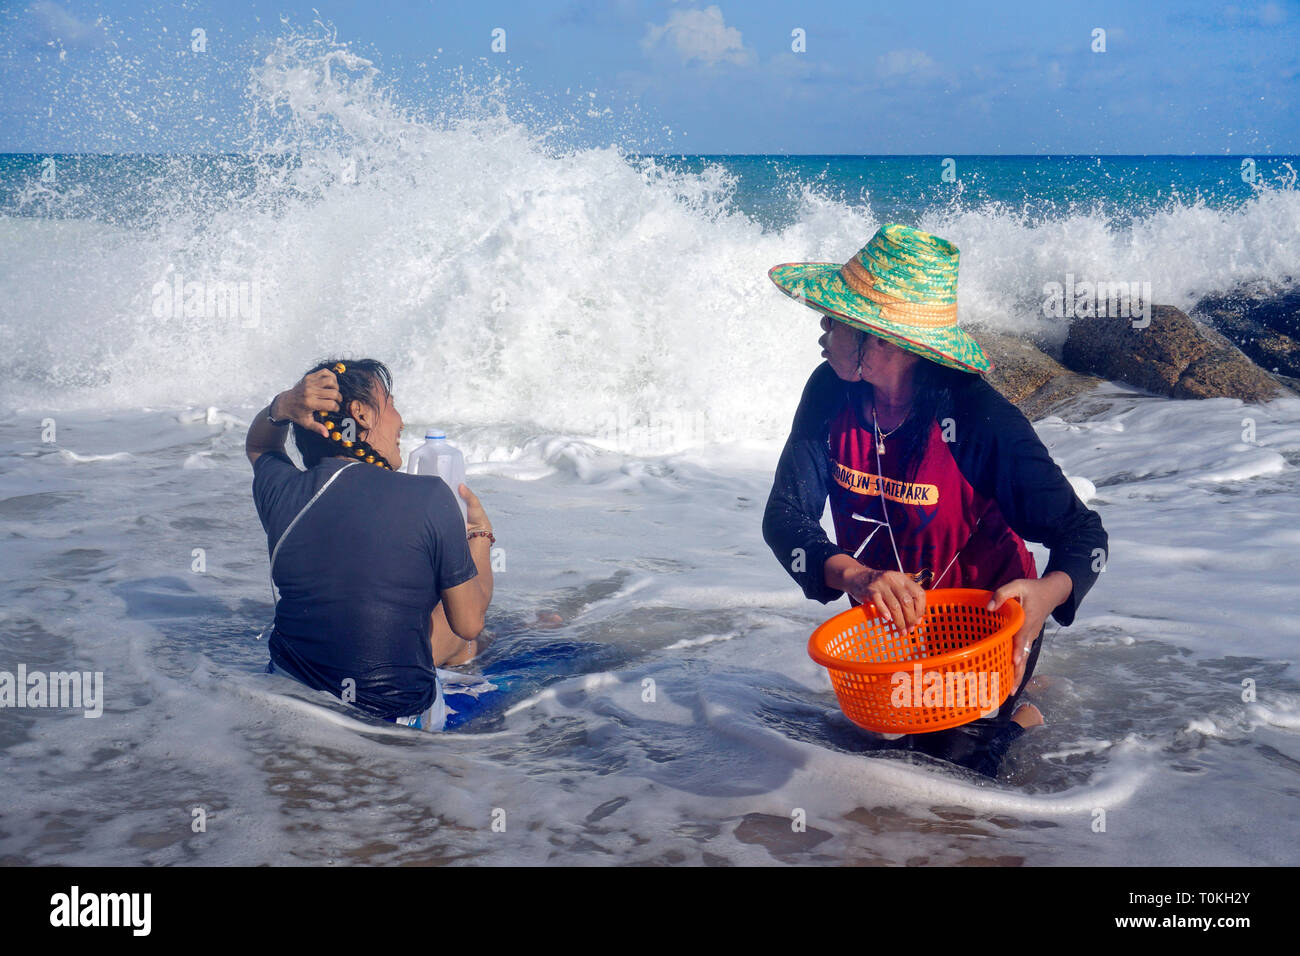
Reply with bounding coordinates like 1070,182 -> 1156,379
2,389 -> 1298,865
58,449 -> 132,463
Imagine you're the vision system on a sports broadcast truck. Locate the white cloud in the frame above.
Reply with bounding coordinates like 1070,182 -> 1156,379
643,5 -> 754,67
1222,3 -> 1287,26
26,1 -> 103,47
1258,2 -> 1286,25
876,49 -> 938,79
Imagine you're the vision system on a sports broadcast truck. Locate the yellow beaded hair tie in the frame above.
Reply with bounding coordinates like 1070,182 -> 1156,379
312,361 -> 393,470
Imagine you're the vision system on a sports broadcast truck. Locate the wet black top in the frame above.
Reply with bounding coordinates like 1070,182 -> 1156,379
253,451 -> 476,719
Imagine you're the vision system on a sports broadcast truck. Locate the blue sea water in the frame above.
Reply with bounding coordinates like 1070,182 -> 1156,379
2,26 -> 1299,867
652,153 -> 1300,231
3,151 -> 1296,233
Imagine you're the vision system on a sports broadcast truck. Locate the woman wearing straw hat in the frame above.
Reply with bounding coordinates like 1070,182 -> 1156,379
762,224 -> 1108,776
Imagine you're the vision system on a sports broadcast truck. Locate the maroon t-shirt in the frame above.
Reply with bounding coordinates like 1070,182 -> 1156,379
827,403 -> 1037,591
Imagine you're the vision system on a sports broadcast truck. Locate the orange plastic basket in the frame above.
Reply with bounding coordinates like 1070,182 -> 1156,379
808,588 -> 1023,734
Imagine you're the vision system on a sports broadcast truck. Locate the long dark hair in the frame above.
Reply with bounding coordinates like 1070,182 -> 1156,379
292,358 -> 395,469
851,332 -> 976,483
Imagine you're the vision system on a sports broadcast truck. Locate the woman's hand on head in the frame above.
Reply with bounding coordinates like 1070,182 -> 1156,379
271,369 -> 342,438
844,565 -> 927,635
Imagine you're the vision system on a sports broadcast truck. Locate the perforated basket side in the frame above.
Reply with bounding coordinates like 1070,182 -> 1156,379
809,590 -> 1021,734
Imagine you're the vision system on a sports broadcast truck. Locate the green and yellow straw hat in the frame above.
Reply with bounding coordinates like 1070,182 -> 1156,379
768,223 -> 990,373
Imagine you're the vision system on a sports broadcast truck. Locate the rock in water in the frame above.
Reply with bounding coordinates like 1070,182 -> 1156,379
1060,305 -> 1284,402
1191,286 -> 1300,379
972,327 -> 1105,420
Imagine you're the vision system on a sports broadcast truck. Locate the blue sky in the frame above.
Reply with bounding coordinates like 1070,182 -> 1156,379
1,0 -> 1297,153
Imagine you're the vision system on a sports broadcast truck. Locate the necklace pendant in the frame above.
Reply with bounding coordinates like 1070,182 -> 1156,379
876,439 -> 886,455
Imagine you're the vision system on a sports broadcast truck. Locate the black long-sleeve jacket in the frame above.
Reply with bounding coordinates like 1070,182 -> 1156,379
761,362 -> 1108,627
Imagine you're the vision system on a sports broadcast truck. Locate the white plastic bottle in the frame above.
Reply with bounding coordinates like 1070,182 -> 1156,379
406,430 -> 467,525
